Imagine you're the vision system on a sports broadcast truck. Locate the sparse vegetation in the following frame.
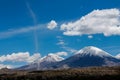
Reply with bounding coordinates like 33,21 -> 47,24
0,66 -> 120,80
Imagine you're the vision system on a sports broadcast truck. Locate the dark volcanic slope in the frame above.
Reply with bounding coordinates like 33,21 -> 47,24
55,46 -> 120,69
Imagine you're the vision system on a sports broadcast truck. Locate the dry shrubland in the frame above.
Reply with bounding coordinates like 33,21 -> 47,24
0,66 -> 120,80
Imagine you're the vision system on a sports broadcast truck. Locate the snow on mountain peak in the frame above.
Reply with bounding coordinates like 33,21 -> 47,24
76,46 -> 112,57
39,54 -> 64,63
115,54 -> 120,59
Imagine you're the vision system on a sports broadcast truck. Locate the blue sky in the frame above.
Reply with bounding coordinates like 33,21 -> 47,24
0,0 -> 120,68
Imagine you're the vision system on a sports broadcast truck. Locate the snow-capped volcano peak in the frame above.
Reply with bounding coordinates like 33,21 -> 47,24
76,46 -> 112,57
39,54 -> 64,63
115,54 -> 120,59
21,54 -> 64,70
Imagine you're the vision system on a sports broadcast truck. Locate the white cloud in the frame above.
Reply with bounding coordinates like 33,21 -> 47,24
57,39 -> 66,46
60,8 -> 120,36
0,52 -> 41,63
47,20 -> 57,30
62,46 -> 78,54
57,41 -> 65,45
48,51 -> 68,57
0,64 -> 12,69
56,36 -> 66,46
88,35 -> 93,39
115,53 -> 120,59
0,25 -> 44,39
46,52 -> 68,60
56,36 -> 77,54
27,53 -> 41,63
55,52 -> 68,56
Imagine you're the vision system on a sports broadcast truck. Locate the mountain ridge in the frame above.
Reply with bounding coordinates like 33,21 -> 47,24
18,46 -> 120,70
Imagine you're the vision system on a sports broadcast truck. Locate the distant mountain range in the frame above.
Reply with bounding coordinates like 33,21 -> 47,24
18,46 -> 120,70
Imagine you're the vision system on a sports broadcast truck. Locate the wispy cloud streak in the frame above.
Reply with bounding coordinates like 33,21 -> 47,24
26,1 -> 37,25
56,36 -> 77,54
26,1 -> 39,52
0,25 -> 44,39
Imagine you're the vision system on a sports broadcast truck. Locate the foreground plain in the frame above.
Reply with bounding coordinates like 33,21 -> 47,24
0,66 -> 120,80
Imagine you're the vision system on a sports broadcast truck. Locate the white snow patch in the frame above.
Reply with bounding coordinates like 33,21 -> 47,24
76,46 -> 113,57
